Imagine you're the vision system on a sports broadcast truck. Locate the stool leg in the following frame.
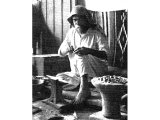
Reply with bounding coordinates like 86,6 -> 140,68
47,79 -> 64,104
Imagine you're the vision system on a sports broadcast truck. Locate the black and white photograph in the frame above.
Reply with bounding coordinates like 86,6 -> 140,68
1,0 -> 160,120
32,0 -> 128,120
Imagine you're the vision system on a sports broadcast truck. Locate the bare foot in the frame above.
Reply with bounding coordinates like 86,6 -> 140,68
59,90 -> 91,114
74,88 -> 91,104
73,74 -> 91,104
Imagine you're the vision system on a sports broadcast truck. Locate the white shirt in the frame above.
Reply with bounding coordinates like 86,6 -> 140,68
58,27 -> 109,77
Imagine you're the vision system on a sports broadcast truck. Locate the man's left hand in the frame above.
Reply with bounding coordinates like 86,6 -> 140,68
74,47 -> 91,56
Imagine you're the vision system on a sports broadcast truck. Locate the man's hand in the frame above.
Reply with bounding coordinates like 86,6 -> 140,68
74,47 -> 91,56
68,46 -> 74,53
74,47 -> 107,60
73,47 -> 107,60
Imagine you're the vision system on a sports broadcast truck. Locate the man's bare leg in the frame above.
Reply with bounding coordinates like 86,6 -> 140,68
59,75 -> 91,113
74,74 -> 91,104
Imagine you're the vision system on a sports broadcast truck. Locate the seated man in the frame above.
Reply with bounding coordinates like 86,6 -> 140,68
58,5 -> 109,105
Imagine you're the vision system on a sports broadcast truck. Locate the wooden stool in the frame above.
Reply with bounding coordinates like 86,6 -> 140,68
44,78 -> 64,104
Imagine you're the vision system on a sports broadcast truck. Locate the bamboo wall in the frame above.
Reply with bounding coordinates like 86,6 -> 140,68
40,0 -> 70,53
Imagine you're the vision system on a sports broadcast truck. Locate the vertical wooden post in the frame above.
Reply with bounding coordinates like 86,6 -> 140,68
113,11 -> 117,67
63,0 -> 70,41
55,0 -> 63,45
108,11 -> 116,66
32,57 -> 44,76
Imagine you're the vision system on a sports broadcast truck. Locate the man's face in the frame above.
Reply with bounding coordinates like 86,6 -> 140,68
72,15 -> 88,30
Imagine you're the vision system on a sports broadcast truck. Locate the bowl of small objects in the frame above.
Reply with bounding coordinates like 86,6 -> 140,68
91,75 -> 127,92
91,75 -> 127,119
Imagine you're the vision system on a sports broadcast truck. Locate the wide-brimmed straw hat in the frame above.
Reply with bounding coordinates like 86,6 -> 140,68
67,5 -> 95,26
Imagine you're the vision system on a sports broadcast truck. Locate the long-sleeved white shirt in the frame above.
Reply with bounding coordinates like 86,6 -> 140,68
58,27 -> 109,77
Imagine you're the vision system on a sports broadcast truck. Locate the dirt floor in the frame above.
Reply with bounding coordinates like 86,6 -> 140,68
32,88 -> 127,120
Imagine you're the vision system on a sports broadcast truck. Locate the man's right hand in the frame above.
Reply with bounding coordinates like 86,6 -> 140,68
68,46 -> 74,53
